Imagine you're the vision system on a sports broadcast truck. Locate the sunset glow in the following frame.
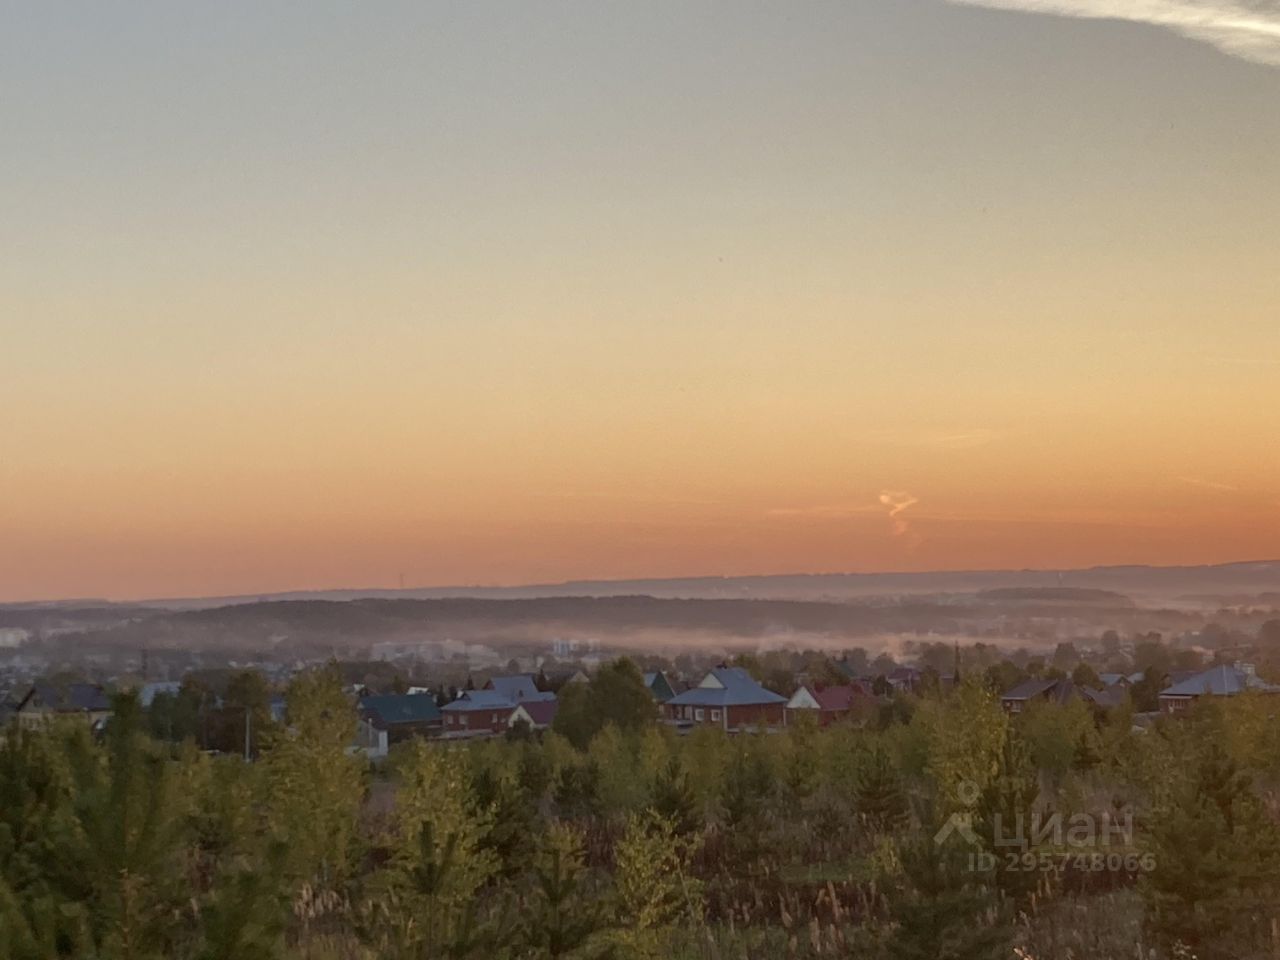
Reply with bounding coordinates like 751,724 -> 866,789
3,2 -> 1278,601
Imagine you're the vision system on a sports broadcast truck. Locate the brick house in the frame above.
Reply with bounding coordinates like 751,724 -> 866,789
441,674 -> 557,738
1158,663 -> 1280,714
663,666 -> 786,732
784,682 -> 875,726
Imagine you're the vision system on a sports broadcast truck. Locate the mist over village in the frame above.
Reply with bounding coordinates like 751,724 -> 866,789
3,1 -> 1279,959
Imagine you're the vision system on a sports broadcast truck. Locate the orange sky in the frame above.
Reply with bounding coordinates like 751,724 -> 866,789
2,2 -> 1278,601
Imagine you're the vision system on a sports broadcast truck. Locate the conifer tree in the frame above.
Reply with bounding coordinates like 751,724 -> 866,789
1143,744 -> 1280,959
651,755 -> 700,837
886,813 -> 1011,960
521,823 -> 611,959
855,744 -> 909,833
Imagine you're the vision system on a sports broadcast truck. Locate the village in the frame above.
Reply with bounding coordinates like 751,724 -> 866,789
7,631 -> 1279,759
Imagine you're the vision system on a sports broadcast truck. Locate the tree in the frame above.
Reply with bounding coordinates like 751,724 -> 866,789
984,661 -> 1025,695
521,823 -> 611,959
650,755 -> 700,837
1143,744 -> 1280,959
66,693 -> 188,960
855,744 -> 909,833
261,665 -> 364,888
1070,662 -> 1101,689
1051,642 -> 1079,671
885,815 -> 1011,960
973,727 -> 1039,904
371,743 -> 499,957
552,659 -> 654,750
612,811 -> 703,959
554,759 -> 603,821
1259,619 -> 1280,648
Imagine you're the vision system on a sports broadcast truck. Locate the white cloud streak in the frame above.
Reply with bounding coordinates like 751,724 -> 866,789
879,490 -> 921,538
944,0 -> 1280,65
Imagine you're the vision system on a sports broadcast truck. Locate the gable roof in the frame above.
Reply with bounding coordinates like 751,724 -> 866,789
511,699 -> 559,727
1001,678 -> 1058,702
1080,685 -> 1127,708
643,671 -> 677,703
360,693 -> 442,727
442,689 -> 519,712
666,667 -> 786,708
1160,665 -> 1280,698
486,674 -> 555,702
19,683 -> 111,714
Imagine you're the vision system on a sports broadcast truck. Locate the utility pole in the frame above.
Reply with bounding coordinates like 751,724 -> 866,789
244,706 -> 252,762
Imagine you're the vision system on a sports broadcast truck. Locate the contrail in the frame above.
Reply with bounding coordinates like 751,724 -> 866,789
879,490 -> 920,538
944,0 -> 1280,65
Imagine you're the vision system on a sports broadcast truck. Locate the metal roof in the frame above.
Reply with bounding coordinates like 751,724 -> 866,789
360,693 -> 442,726
442,689 -> 519,712
666,667 -> 786,708
1160,665 -> 1280,698
486,674 -> 555,703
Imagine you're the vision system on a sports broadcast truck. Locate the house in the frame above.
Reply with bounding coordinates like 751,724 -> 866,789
663,666 -> 786,732
543,668 -> 590,690
999,677 -> 1123,714
784,682 -> 874,726
13,683 -> 112,729
1158,663 -> 1280,714
485,674 -> 556,704
441,679 -> 557,738
358,693 -> 442,755
508,698 -> 559,732
643,671 -> 677,704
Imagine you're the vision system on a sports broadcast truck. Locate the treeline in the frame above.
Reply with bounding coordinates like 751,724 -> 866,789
4,661 -> 1280,959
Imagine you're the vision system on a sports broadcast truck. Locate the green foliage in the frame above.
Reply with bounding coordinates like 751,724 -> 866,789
855,743 -> 909,833
650,755 -> 701,838
261,665 -> 365,887
913,679 -> 1008,812
612,811 -> 703,958
552,659 -> 655,750
7,656 -> 1280,960
521,823 -> 612,959
1143,743 -> 1280,959
1018,698 -> 1095,781
886,821 -> 1011,960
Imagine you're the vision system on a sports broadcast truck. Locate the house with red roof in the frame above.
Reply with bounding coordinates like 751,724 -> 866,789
785,682 -> 874,727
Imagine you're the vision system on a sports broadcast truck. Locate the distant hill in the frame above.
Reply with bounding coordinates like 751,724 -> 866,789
975,587 -> 1134,605
126,559 -> 1279,609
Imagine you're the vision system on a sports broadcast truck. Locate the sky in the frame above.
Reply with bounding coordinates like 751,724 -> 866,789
2,1 -> 1278,601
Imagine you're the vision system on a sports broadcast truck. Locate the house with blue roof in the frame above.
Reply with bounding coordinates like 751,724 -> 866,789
356,693 -> 442,757
1158,663 -> 1280,714
485,674 -> 556,704
643,670 -> 677,704
442,676 -> 556,738
14,683 -> 112,730
662,666 -> 786,732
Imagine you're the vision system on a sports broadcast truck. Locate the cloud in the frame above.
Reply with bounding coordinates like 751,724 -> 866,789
879,490 -> 921,538
928,429 -> 1001,450
944,0 -> 1280,66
